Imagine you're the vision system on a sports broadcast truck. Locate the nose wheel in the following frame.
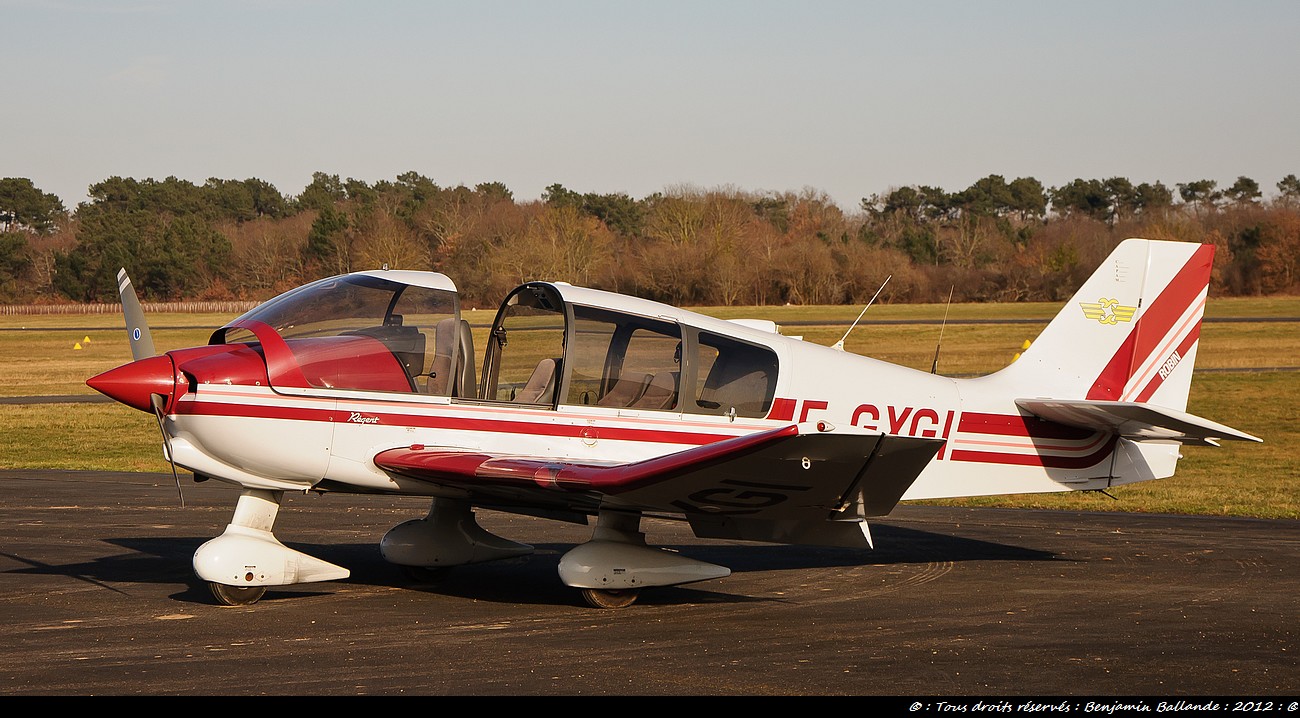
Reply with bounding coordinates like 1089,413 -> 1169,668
581,587 -> 640,609
209,582 -> 267,606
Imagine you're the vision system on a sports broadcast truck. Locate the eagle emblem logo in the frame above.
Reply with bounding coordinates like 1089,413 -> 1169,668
1080,298 -> 1136,325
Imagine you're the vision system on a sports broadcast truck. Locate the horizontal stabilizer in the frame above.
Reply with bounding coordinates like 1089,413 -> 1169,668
1015,398 -> 1261,446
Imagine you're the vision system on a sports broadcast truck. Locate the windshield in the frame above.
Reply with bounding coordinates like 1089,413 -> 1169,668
230,274 -> 456,339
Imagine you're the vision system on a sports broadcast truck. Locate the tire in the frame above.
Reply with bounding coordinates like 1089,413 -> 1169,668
580,587 -> 639,609
209,582 -> 267,606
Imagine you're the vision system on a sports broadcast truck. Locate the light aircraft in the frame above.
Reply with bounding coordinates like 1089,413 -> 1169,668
87,238 -> 1260,608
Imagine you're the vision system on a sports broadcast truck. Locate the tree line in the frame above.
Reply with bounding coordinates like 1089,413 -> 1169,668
1,171 -> 1298,307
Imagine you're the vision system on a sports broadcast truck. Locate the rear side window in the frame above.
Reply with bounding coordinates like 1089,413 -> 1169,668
691,332 -> 778,418
565,306 -> 681,411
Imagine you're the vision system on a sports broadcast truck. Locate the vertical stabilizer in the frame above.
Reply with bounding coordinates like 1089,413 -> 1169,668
978,238 -> 1214,411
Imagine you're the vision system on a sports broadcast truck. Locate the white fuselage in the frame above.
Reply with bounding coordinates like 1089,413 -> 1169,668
166,333 -> 1175,503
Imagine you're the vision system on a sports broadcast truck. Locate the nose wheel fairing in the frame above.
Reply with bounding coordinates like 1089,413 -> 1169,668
193,489 -> 349,605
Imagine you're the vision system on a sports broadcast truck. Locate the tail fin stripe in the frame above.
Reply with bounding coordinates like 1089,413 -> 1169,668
1125,245 -> 1214,378
1090,331 -> 1140,401
1087,245 -> 1215,401
1132,315 -> 1203,403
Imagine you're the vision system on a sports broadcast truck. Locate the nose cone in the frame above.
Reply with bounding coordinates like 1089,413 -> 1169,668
87,354 -> 176,413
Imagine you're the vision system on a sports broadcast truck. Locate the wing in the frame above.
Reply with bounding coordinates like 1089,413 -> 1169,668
1015,398 -> 1261,446
374,425 -> 944,547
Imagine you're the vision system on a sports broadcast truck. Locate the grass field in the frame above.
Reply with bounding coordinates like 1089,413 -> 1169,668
1,298 -> 1295,518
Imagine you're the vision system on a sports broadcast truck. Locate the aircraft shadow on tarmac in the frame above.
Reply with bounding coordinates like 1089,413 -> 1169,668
4,523 -> 1057,608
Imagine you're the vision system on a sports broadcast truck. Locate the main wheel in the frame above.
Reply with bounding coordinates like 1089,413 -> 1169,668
209,582 -> 267,606
581,587 -> 639,609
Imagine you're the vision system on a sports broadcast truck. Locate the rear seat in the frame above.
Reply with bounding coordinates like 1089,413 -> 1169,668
597,374 -> 652,407
631,371 -> 678,410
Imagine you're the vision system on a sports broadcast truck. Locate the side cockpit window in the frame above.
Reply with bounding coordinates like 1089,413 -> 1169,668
566,306 -> 682,411
691,332 -> 778,418
388,289 -> 471,396
479,288 -> 776,417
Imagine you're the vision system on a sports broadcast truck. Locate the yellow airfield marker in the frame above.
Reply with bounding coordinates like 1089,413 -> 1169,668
1012,339 -> 1030,362
74,343 -> 83,350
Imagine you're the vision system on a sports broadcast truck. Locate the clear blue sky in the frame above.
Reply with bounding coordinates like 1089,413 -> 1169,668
5,0 -> 1299,210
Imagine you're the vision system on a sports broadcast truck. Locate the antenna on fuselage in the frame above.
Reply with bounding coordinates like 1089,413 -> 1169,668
930,286 -> 955,375
832,274 -> 891,352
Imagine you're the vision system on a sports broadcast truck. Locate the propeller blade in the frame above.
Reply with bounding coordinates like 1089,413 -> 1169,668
150,393 -> 185,508
117,268 -> 155,361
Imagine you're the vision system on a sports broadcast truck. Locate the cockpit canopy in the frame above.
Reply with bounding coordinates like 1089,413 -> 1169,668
484,282 -> 780,419
211,273 -> 779,419
213,271 -> 474,396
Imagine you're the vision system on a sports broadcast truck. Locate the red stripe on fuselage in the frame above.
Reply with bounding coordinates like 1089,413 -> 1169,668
176,398 -> 742,446
949,436 -> 1118,469
958,412 -> 1095,440
952,411 -> 1112,468
766,397 -> 796,422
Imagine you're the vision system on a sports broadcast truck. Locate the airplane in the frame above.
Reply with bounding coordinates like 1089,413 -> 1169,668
86,237 -> 1260,608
